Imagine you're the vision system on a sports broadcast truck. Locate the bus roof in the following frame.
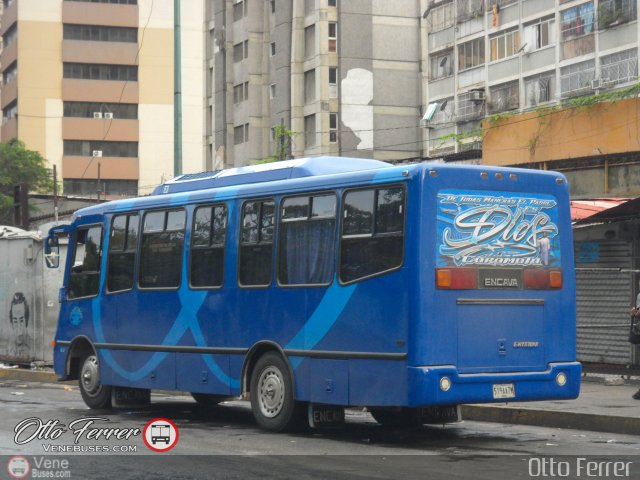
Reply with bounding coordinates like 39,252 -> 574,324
151,156 -> 391,195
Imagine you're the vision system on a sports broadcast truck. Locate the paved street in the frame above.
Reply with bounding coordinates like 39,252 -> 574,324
1,380 -> 638,479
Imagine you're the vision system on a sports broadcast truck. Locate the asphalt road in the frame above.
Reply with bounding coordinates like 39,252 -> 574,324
1,380 -> 638,480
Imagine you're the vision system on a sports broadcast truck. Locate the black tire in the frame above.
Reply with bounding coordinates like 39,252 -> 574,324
249,352 -> 305,432
78,353 -> 112,409
369,408 -> 420,428
191,393 -> 227,406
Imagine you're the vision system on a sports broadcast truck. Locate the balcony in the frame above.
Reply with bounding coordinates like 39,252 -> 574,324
0,0 -> 17,36
62,79 -> 139,103
0,40 -> 18,72
62,1 -> 138,28
62,40 -> 138,66
62,118 -> 139,142
62,155 -> 139,180
1,76 -> 18,109
1,116 -> 18,142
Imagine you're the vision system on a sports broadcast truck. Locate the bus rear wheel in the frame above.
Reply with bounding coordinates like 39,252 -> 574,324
249,352 -> 304,432
369,408 -> 420,428
78,353 -> 112,409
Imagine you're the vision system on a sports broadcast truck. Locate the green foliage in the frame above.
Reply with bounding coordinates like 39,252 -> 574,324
0,139 -> 53,224
258,124 -> 296,164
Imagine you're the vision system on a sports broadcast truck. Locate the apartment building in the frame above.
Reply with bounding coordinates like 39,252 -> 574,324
0,0 -> 204,197
423,0 -> 640,196
207,0 -> 423,168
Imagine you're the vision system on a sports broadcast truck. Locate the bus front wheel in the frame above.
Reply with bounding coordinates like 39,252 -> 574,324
249,352 -> 304,432
78,353 -> 112,409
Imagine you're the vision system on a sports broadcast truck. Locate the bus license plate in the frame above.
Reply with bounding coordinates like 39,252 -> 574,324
492,383 -> 515,399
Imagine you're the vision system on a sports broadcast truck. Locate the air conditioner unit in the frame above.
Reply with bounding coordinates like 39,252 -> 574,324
591,78 -> 603,90
104,112 -> 114,119
93,112 -> 103,119
470,90 -> 485,102
92,150 -> 103,157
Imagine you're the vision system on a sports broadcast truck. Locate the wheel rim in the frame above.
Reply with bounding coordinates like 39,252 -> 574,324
257,365 -> 285,418
81,355 -> 101,397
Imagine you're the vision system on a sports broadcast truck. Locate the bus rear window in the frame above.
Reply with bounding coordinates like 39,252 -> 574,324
435,189 -> 561,290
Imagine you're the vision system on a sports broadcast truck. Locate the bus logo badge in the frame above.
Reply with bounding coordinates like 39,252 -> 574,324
143,418 -> 179,452
7,456 -> 30,479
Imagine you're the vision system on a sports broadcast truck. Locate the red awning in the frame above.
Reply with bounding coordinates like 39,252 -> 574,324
570,198 -> 631,222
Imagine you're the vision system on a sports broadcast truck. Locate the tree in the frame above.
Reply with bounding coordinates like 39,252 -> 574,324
0,139 -> 53,225
259,123 -> 295,163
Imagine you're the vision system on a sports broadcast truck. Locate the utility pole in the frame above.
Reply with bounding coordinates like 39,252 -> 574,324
53,165 -> 59,223
174,0 -> 183,176
97,162 -> 101,201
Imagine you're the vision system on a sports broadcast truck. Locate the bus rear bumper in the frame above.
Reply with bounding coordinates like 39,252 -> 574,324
407,362 -> 581,407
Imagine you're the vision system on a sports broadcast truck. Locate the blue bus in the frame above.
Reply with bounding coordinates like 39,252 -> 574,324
45,157 -> 580,431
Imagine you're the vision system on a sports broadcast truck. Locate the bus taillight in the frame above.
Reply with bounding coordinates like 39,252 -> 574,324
436,268 -> 477,289
523,269 -> 562,289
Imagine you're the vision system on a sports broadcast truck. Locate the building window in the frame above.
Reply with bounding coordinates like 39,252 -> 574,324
63,24 -> 137,43
3,61 -> 17,85
233,0 -> 247,22
107,214 -> 139,292
304,69 -> 316,103
427,1 -> 454,32
139,210 -> 185,289
233,81 -> 249,104
490,29 -> 519,62
456,90 -> 485,122
430,50 -> 453,79
2,24 -> 17,48
329,113 -> 338,143
190,204 -> 227,288
270,0 -> 275,13
63,63 -> 138,81
523,17 -> 555,51
428,97 -> 454,125
524,72 -> 555,107
340,187 -> 405,284
233,40 -> 249,62
64,140 -> 138,157
239,199 -> 275,287
328,0 -> 336,6
560,59 -> 595,97
270,42 -> 276,56
63,179 -> 138,196
63,101 -> 138,119
65,0 -> 138,4
560,3 -> 595,41
270,83 -> 276,99
304,114 -> 316,148
457,0 -> 484,23
328,22 -> 337,53
488,81 -> 519,114
458,38 -> 485,71
329,67 -> 338,98
304,24 -> 316,58
234,124 -> 250,145
2,100 -> 17,123
68,226 -> 103,299
600,49 -> 638,86
278,193 -> 336,285
598,0 -> 637,29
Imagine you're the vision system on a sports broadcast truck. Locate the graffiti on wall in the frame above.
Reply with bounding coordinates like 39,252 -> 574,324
8,292 -> 31,360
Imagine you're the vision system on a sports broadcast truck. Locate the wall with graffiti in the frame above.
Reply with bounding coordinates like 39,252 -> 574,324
0,224 -> 67,364
436,190 -> 561,268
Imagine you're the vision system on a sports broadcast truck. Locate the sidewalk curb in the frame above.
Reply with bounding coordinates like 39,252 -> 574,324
461,405 -> 640,436
0,368 -> 58,384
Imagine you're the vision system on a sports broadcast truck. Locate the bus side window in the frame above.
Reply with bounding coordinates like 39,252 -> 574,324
340,187 -> 405,283
190,204 -> 227,288
239,199 -> 275,287
107,214 -> 139,292
139,209 -> 185,289
278,193 -> 336,286
68,226 -> 103,299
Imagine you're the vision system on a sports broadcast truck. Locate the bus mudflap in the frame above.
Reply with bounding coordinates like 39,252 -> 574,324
419,405 -> 461,424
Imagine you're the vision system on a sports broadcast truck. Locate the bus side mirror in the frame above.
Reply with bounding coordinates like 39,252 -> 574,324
44,236 -> 60,269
